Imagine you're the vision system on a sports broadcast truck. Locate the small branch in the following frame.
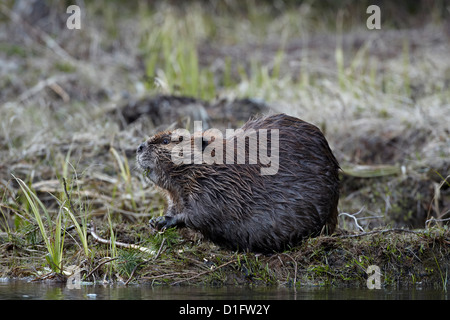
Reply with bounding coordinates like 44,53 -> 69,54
170,259 -> 237,286
336,228 -> 423,239
154,238 -> 166,260
124,238 -> 166,285
89,222 -> 155,255
141,272 -> 197,282
124,259 -> 148,286
86,257 -> 119,279
338,206 -> 365,232
425,217 -> 450,229
281,253 -> 298,288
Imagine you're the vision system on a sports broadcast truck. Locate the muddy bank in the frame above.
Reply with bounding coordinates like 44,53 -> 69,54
1,224 -> 449,289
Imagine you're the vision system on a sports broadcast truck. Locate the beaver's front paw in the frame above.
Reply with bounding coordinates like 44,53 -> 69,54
149,216 -> 177,231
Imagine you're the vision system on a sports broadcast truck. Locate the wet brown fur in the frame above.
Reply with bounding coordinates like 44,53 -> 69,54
137,114 -> 340,253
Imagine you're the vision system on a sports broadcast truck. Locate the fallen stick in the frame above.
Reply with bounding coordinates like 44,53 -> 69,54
89,222 -> 155,255
336,228 -> 423,239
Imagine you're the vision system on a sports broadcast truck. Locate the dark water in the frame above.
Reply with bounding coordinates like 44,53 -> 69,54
0,278 -> 447,300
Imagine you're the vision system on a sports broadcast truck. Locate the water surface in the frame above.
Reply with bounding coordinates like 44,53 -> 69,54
0,279 -> 447,300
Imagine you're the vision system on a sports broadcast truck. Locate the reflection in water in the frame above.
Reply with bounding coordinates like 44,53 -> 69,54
0,279 -> 447,300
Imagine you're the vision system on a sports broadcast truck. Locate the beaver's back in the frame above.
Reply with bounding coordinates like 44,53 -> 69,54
183,114 -> 340,253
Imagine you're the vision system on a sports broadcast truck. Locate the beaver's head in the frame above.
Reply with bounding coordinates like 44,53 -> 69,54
136,131 -> 178,189
136,130 -> 210,190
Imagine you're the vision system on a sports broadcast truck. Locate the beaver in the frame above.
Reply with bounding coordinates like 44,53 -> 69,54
137,113 -> 340,253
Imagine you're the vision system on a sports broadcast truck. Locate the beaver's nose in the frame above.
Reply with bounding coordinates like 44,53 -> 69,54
137,143 -> 146,154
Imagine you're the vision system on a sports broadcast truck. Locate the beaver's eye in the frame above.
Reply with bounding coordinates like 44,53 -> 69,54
162,138 -> 170,145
